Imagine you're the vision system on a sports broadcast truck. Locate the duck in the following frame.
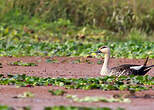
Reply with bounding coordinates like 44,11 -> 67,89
96,46 -> 154,76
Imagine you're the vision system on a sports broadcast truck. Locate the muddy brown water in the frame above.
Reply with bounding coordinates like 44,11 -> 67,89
0,57 -> 153,110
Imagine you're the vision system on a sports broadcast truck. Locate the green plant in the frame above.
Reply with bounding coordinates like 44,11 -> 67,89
0,27 -> 153,58
8,61 -> 37,66
0,74 -> 153,91
0,105 -> 14,110
44,106 -> 123,110
1,0 -> 154,32
46,59 -> 59,63
48,89 -> 66,96
97,60 -> 103,65
22,106 -> 31,110
0,105 -> 31,110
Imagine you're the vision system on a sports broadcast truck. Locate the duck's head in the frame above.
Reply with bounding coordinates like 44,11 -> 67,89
96,46 -> 110,54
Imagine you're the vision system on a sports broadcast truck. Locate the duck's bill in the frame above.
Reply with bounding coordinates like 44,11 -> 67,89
95,50 -> 101,54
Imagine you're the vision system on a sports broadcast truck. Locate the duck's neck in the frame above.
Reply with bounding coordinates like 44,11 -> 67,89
100,52 -> 110,75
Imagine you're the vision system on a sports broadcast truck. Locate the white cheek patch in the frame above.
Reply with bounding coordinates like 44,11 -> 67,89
130,65 -> 143,70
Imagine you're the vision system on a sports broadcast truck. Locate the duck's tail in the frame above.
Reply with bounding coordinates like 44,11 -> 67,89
140,57 -> 153,75
143,56 -> 154,68
143,56 -> 149,66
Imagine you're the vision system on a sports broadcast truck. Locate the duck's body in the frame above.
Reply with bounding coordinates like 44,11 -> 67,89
110,64 -> 153,76
96,46 -> 154,76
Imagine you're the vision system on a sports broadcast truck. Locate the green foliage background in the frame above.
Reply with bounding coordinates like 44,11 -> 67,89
1,0 -> 154,32
0,0 -> 153,58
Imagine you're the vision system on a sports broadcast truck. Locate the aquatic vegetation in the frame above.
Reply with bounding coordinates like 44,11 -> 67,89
0,105 -> 124,110
0,74 -> 153,91
0,24 -> 153,58
48,89 -> 66,96
44,106 -> 124,110
8,61 -> 37,66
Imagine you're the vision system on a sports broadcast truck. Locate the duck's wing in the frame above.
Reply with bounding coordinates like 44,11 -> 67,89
110,57 -> 152,76
110,64 -> 151,76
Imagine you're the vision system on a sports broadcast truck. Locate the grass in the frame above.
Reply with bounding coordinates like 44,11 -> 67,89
0,0 -> 154,32
0,74 -> 153,91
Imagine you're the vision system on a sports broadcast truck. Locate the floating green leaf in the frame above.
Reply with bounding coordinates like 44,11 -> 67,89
48,89 -> 66,96
8,61 -> 37,66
